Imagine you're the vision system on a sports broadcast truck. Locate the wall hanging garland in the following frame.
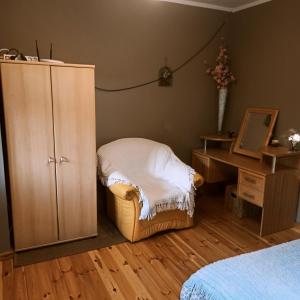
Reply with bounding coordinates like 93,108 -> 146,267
95,21 -> 226,92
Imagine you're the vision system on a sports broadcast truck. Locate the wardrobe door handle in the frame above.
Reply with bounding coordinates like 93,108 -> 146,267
59,156 -> 70,163
48,157 -> 56,164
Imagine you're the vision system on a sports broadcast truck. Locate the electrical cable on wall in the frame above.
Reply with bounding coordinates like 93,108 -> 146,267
95,21 -> 226,92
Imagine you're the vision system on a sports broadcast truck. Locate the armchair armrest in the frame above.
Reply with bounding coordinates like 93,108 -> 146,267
194,172 -> 204,188
108,183 -> 138,200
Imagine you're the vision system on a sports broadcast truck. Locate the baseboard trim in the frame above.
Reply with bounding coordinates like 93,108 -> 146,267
0,250 -> 14,261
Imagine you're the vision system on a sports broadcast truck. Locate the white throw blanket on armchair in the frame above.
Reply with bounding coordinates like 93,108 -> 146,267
97,138 -> 196,220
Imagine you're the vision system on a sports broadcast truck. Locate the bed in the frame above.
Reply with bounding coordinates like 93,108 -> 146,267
181,239 -> 300,300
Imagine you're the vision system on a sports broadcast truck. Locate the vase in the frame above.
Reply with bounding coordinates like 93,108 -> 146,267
289,141 -> 297,151
218,87 -> 228,134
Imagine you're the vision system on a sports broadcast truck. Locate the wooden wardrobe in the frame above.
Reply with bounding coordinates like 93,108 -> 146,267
0,60 -> 97,251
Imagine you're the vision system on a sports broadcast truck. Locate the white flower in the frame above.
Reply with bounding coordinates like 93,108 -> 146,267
288,133 -> 300,143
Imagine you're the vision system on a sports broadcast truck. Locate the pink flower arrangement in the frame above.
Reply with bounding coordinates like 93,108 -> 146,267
205,42 -> 236,89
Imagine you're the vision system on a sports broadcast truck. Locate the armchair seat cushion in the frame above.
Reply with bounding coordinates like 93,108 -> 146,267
105,171 -> 203,242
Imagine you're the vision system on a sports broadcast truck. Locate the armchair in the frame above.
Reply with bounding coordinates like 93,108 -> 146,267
98,139 -> 204,242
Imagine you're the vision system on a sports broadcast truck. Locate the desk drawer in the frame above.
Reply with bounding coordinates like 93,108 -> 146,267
238,184 -> 264,207
239,170 -> 265,192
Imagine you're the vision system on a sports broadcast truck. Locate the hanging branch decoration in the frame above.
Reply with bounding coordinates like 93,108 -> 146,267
159,57 -> 173,86
158,65 -> 173,86
95,21 -> 226,92
204,39 -> 236,89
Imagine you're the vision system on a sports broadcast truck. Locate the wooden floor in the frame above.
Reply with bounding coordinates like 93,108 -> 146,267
1,195 -> 300,300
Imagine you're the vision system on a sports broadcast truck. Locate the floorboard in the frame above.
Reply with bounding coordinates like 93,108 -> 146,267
1,195 -> 300,299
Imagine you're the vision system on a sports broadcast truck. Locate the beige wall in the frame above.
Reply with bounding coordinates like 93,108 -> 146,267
225,0 -> 300,140
0,0 -> 227,163
0,0 -> 227,252
225,0 -> 300,221
1,0 -> 299,230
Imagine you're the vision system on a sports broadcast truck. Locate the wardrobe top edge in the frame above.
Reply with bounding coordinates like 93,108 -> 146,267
0,60 -> 95,69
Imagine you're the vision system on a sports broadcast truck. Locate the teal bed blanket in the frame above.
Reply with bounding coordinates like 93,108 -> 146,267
180,239 -> 300,300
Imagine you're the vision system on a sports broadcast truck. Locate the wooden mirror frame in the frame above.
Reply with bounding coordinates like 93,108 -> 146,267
233,107 -> 279,159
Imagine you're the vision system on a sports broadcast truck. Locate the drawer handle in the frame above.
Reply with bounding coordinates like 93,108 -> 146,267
243,192 -> 254,199
244,176 -> 256,184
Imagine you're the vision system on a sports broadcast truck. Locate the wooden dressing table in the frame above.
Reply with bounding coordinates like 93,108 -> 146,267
193,113 -> 300,236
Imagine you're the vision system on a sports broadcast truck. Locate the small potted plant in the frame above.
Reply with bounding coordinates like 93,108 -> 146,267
288,132 -> 300,151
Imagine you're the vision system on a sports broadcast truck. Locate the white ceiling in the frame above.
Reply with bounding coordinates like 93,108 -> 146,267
158,0 -> 272,12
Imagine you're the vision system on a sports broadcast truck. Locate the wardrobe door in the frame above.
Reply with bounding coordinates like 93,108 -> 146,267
1,63 -> 58,250
51,66 -> 97,241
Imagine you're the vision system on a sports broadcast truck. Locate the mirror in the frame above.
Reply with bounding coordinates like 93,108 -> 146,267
234,108 -> 279,159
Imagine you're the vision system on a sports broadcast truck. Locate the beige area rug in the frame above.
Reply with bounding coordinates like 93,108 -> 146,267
14,214 -> 126,267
